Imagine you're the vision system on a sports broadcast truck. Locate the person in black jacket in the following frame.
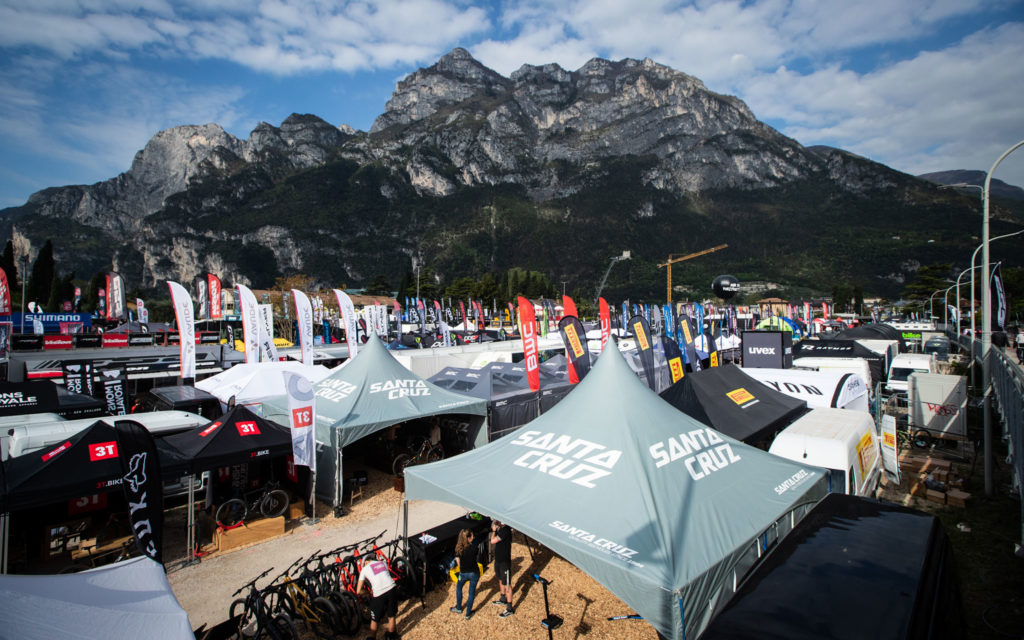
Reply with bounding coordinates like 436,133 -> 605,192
449,529 -> 480,620
490,520 -> 514,617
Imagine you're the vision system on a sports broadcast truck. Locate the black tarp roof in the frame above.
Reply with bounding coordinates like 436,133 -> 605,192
659,365 -> 809,444
2,420 -> 125,511
698,494 -> 961,640
159,405 -> 293,474
791,338 -> 887,386
829,323 -> 907,350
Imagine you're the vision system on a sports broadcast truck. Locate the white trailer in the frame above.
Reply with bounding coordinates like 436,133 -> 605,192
908,372 -> 967,447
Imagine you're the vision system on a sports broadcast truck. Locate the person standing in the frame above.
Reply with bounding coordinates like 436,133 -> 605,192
450,529 -> 480,620
490,520 -> 515,617
357,556 -> 399,640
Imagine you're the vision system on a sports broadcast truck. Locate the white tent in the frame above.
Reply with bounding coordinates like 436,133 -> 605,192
739,367 -> 870,412
195,361 -> 331,409
0,557 -> 194,639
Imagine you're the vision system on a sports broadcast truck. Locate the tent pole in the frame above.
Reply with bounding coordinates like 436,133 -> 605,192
402,499 -> 409,559
1,512 -> 7,574
334,447 -> 344,518
187,475 -> 195,562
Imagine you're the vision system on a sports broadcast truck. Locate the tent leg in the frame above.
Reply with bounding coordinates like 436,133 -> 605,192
187,475 -> 197,563
1,512 -> 7,574
333,448 -> 345,518
307,464 -> 317,524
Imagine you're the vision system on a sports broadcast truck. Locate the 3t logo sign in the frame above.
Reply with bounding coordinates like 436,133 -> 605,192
236,421 -> 261,436
89,441 -> 118,461
291,407 -> 313,429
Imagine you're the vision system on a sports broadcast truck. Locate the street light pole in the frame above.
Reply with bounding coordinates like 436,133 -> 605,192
19,254 -> 28,333
969,229 -> 1024,340
981,138 -> 1024,497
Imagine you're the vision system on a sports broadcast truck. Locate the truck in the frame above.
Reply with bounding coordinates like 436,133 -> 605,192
885,353 -> 937,394
768,408 -> 882,497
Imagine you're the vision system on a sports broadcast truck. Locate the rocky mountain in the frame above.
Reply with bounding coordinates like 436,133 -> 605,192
918,170 -> 1024,201
2,49 -> 1019,301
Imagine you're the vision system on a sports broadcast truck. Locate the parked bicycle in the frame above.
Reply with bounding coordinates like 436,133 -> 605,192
227,567 -> 297,640
263,555 -> 342,640
216,481 -> 290,528
392,437 -> 445,476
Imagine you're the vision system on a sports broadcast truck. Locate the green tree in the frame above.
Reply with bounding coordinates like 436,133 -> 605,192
27,240 -> 55,308
445,276 -> 477,301
474,272 -> 501,302
903,263 -> 953,302
363,274 -> 393,296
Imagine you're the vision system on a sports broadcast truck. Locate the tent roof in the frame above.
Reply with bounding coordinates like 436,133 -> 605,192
268,336 -> 486,449
196,361 -> 331,404
792,339 -> 886,385
405,342 -> 828,640
0,557 -> 194,640
160,405 -> 293,473
3,420 -> 125,511
658,366 -> 809,443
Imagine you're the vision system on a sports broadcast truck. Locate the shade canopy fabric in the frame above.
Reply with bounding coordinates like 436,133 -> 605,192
0,557 -> 194,639
195,361 -> 331,406
2,420 -> 125,511
405,342 -> 828,640
160,405 -> 293,474
262,336 -> 487,505
659,366 -> 810,444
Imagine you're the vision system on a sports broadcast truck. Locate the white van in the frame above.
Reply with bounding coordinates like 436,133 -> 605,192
769,408 -> 882,497
885,353 -> 936,394
792,357 -> 874,396
740,367 -> 870,412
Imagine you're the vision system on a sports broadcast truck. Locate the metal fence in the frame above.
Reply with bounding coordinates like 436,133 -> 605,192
954,331 -> 1024,546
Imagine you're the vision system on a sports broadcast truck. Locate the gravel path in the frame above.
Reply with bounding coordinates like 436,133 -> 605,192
166,492 -> 467,631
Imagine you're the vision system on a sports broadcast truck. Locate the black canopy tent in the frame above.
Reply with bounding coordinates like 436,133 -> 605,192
659,365 -> 809,446
159,406 -> 298,559
829,323 -> 908,351
791,339 -> 888,387
0,381 -> 105,421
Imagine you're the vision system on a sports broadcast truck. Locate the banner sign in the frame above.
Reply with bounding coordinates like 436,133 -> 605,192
333,289 -> 359,359
115,420 -> 164,563
237,284 -> 261,364
0,381 -> 58,416
258,304 -> 278,362
193,275 -> 209,320
517,296 -> 540,392
207,273 -> 222,319
0,267 -> 10,314
283,371 -> 316,468
628,315 -> 657,389
599,297 -> 611,353
168,281 -> 196,380
62,361 -> 95,396
663,337 -> 685,384
992,262 -> 1006,331
558,315 -> 592,382
293,289 -> 314,367
43,335 -> 74,349
106,272 -> 127,321
97,365 -> 129,415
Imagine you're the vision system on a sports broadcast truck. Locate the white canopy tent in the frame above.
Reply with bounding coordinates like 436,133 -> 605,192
195,361 -> 331,410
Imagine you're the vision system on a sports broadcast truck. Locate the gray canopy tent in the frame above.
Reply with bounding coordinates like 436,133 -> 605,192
0,557 -> 193,639
405,341 -> 829,640
263,336 -> 487,509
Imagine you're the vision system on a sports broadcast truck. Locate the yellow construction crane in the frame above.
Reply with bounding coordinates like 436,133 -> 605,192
658,244 -> 728,304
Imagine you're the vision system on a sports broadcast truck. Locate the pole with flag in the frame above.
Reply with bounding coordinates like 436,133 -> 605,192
283,371 -> 316,520
167,281 -> 196,383
292,289 -> 314,367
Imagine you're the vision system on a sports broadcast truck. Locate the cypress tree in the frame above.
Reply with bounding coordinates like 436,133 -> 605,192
27,240 -> 55,308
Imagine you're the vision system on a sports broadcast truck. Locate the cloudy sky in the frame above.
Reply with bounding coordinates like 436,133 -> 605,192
1,0 -> 1023,209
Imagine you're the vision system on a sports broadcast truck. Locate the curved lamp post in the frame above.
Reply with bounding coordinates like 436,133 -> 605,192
981,138 -> 1024,496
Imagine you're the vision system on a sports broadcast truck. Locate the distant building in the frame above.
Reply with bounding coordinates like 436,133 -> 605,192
756,297 -> 789,317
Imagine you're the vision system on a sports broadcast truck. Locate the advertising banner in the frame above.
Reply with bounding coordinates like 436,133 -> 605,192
193,275 -> 209,320
62,361 -> 95,396
258,304 -> 278,362
517,296 -> 540,392
283,371 -> 316,469
662,336 -> 685,384
115,420 -> 164,563
106,272 -> 127,321
628,315 -> 657,389
558,315 -> 592,381
0,267 -> 10,313
292,289 -> 314,367
168,281 -> 196,380
237,284 -> 260,364
207,273 -> 222,319
97,365 -> 129,415
992,262 -> 1006,331
333,289 -> 359,358
599,297 -> 611,353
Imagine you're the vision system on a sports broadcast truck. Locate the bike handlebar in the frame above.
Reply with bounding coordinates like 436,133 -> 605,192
232,566 -> 275,597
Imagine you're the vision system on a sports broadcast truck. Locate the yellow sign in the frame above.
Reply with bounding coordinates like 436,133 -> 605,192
856,431 -> 875,480
669,357 -> 684,383
710,352 -> 719,367
726,388 -> 755,405
632,321 -> 650,351
883,432 -> 895,448
565,324 -> 585,358
680,322 -> 692,343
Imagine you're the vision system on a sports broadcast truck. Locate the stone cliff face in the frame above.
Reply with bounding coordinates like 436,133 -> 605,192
1,49 -> 918,292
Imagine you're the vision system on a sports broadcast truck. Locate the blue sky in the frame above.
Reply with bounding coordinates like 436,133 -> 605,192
1,0 -> 1023,209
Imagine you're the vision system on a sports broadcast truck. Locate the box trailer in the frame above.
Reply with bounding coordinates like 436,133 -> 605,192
908,372 -> 967,443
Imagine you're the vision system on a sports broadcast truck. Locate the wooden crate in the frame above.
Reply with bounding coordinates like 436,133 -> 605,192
216,516 -> 285,552
926,489 -> 946,505
288,500 -> 305,520
946,489 -> 971,508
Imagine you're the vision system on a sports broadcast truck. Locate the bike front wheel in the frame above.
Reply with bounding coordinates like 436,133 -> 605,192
426,444 -> 444,463
229,598 -> 258,639
270,612 -> 298,640
260,490 -> 290,519
392,453 -> 412,477
216,499 -> 247,527
310,596 -> 341,639
912,429 -> 932,449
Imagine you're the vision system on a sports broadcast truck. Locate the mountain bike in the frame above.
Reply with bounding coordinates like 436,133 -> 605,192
392,437 -> 445,477
264,555 -> 342,640
227,567 -> 298,640
216,481 -> 290,527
